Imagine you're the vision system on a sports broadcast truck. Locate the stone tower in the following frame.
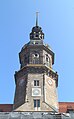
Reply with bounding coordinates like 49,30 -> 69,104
13,14 -> 58,112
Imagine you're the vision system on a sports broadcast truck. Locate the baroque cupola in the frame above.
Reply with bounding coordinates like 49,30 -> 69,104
30,12 -> 44,40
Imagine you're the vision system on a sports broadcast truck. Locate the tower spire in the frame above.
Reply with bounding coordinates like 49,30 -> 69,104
30,13 -> 44,40
36,12 -> 39,26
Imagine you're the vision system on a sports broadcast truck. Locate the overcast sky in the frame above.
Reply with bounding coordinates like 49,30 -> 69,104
0,0 -> 74,104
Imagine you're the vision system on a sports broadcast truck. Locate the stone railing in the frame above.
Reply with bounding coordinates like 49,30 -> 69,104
0,111 -> 73,119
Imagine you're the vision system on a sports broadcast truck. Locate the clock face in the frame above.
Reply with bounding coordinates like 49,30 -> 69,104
33,89 -> 40,95
48,79 -> 52,85
32,88 -> 41,96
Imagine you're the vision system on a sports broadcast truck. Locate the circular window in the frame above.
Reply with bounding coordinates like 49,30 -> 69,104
33,53 -> 39,58
35,53 -> 38,57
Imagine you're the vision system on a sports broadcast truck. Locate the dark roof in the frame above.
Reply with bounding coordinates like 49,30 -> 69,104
0,104 -> 13,112
0,102 -> 74,112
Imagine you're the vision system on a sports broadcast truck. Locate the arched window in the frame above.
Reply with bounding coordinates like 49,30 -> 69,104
45,54 -> 50,67
32,53 -> 40,64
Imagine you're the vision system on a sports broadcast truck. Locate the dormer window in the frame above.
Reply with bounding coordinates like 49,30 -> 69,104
0,109 -> 3,112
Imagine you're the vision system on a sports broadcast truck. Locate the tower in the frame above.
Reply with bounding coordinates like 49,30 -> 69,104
13,14 -> 58,112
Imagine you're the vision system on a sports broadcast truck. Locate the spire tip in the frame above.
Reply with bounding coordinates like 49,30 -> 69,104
36,12 -> 39,26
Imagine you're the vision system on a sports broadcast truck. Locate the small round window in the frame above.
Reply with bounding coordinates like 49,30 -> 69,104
33,53 -> 39,58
